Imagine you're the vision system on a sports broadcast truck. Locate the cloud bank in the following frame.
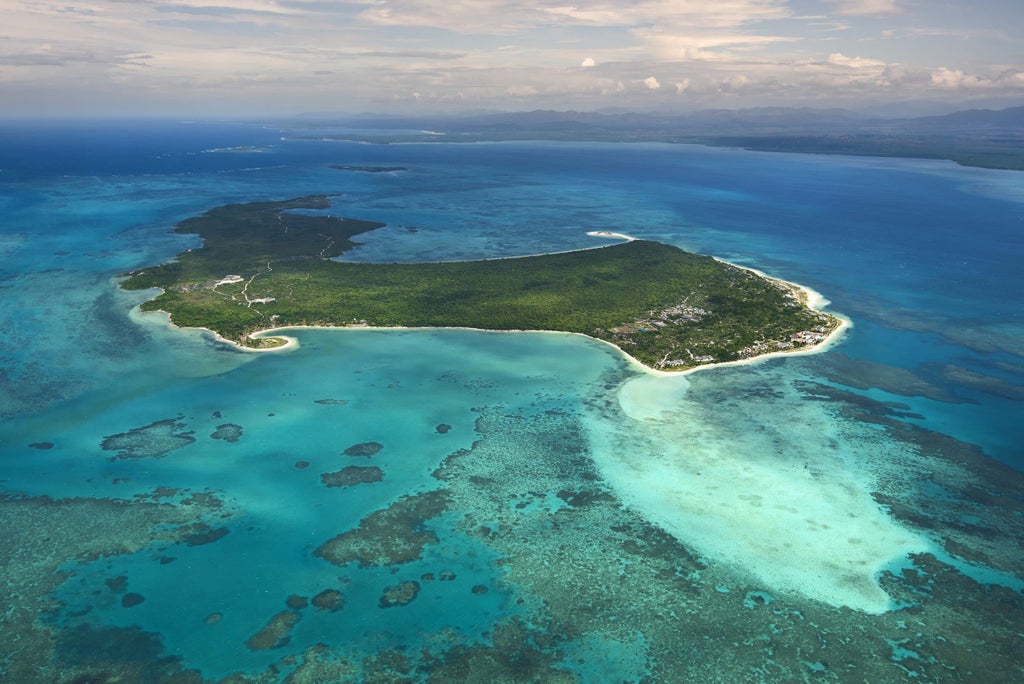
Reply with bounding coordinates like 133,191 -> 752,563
2,0 -> 1021,116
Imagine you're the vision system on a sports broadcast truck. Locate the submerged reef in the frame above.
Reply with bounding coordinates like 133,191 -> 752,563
8,374 -> 1022,682
315,490 -> 450,567
421,393 -> 1024,681
181,523 -> 230,546
101,418 -> 196,460
320,465 -> 384,487
378,580 -> 421,608
246,611 -> 301,651
210,423 -> 243,442
311,589 -> 345,612
798,380 -> 1024,575
0,491 -> 227,682
342,441 -> 383,457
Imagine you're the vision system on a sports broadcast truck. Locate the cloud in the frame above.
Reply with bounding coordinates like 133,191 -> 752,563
554,0 -> 791,29
636,29 -> 797,61
928,66 -> 1024,91
827,52 -> 886,69
356,0 -> 536,32
3,0 -> 1023,115
505,84 -> 539,97
931,68 -> 977,89
357,0 -> 791,33
827,0 -> 905,16
881,26 -> 1010,41
877,62 -> 932,88
356,50 -> 466,60
806,19 -> 851,32
119,0 -> 301,14
0,46 -> 151,68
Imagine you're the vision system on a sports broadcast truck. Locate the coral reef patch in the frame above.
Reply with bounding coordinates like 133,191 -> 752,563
245,610 -> 301,651
315,490 -> 449,567
320,465 -> 384,488
180,523 -> 230,546
100,418 -> 196,460
210,423 -> 243,442
0,491 -> 225,682
121,592 -> 145,608
379,580 -> 420,608
311,589 -> 345,612
286,595 -> 309,610
342,441 -> 383,457
55,624 -> 198,682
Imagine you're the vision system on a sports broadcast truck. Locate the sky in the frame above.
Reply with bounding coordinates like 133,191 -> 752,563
2,0 -> 1023,117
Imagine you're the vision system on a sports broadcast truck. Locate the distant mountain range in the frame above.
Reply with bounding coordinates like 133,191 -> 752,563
906,106 -> 1024,132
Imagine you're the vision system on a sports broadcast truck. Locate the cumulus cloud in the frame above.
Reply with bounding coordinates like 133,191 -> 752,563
929,66 -> 1024,91
827,53 -> 886,69
878,62 -> 932,88
643,75 -> 660,90
581,57 -> 596,68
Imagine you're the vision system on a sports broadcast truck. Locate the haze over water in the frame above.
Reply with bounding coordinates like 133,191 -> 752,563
1,122 -> 1022,681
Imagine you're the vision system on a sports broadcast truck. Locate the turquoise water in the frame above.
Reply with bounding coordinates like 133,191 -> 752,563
1,124 -> 1022,681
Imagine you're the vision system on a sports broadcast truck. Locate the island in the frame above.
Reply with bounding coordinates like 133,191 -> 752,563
120,196 -> 841,372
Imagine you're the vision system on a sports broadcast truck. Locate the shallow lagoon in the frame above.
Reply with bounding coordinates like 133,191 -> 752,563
1,125 -> 1022,681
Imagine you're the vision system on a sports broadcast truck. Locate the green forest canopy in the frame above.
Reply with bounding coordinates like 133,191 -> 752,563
121,196 -> 839,371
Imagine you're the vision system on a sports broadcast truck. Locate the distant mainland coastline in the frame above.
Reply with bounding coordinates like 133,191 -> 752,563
282,105 -> 1024,171
121,196 -> 843,373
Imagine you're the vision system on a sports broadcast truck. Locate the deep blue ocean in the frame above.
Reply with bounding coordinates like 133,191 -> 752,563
1,121 -> 1022,682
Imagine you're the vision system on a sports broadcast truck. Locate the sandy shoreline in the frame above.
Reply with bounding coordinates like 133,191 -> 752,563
164,294 -> 848,380
244,310 -> 849,378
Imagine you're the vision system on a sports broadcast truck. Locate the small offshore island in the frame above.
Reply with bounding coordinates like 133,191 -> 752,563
121,196 -> 841,372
